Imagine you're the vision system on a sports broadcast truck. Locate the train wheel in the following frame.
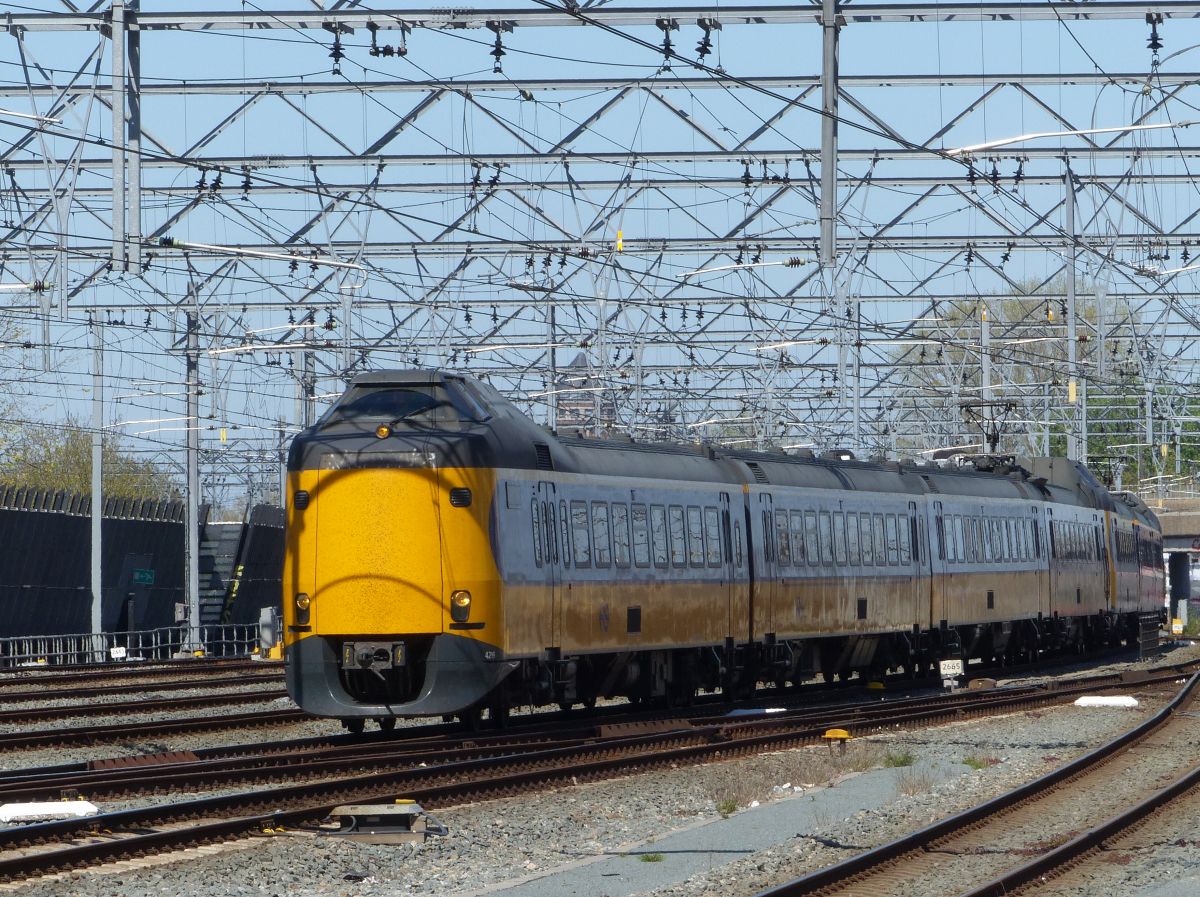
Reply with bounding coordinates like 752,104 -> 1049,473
377,717 -> 396,733
342,718 -> 365,736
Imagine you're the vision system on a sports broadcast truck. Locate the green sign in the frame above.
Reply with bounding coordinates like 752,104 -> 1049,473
132,568 -> 156,586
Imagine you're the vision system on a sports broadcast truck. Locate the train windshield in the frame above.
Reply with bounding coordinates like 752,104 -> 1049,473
318,383 -> 480,431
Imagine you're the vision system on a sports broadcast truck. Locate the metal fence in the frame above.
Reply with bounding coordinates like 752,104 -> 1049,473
0,623 -> 263,667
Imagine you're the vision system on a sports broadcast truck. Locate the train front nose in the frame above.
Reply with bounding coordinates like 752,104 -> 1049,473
310,462 -> 444,635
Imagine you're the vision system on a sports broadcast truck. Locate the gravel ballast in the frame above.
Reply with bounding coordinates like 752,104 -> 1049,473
2,642 -> 1198,897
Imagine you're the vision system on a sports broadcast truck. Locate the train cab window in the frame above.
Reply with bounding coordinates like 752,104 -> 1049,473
591,503 -> 612,568
859,513 -> 874,565
560,500 -> 571,568
775,510 -> 792,566
873,514 -> 887,567
686,506 -> 705,567
898,519 -> 911,564
570,500 -> 591,567
790,511 -> 806,565
650,505 -> 669,568
833,513 -> 848,566
819,512 -> 834,565
846,512 -> 860,565
631,504 -> 651,568
531,499 -> 543,568
704,508 -> 723,567
612,503 -> 631,568
805,512 -> 820,567
668,505 -> 687,568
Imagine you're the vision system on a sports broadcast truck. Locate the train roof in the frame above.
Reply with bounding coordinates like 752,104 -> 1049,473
330,370 -> 1148,517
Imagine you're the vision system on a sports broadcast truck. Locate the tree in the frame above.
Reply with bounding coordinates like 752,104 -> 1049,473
0,420 -> 180,501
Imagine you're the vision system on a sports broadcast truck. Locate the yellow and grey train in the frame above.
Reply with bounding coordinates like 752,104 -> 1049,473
282,370 -> 1165,730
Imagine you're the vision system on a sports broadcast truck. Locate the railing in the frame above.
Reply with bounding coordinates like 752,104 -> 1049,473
0,623 -> 264,668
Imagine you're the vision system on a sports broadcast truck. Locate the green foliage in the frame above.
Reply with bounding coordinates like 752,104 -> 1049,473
962,755 -> 1000,770
637,853 -> 665,863
883,749 -> 916,768
715,797 -> 738,817
0,420 -> 180,501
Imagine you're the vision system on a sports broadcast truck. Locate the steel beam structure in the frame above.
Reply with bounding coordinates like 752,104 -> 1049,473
3,0 -> 1200,508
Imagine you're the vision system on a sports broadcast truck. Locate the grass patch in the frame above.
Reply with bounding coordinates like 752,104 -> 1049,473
704,741 -> 886,815
638,853 -> 665,863
883,749 -> 916,768
895,766 -> 937,797
963,755 -> 1000,770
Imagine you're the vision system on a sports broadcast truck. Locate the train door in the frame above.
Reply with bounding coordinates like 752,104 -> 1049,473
1032,505 -> 1050,618
537,481 -> 561,649
930,500 -> 946,628
1044,507 -> 1058,616
720,492 -> 747,641
1094,512 -> 1110,612
753,492 -> 776,638
905,501 -> 922,627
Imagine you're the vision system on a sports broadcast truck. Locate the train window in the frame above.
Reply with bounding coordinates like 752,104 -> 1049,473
631,504 -> 651,568
612,503 -> 631,569
591,503 -> 612,568
734,521 -> 743,567
704,508 -> 723,567
954,516 -> 966,563
885,515 -> 899,565
762,511 -> 774,563
898,518 -> 911,564
651,505 -> 669,568
819,512 -> 834,565
1032,517 -> 1042,559
859,513 -> 874,565
833,513 -> 848,565
873,514 -> 887,567
560,500 -> 571,568
531,499 -> 543,568
788,511 -> 804,564
570,500 -> 591,567
722,509 -> 733,563
805,512 -> 820,567
686,506 -> 705,567
669,506 -> 687,567
776,510 -> 792,566
846,512 -> 860,565
547,502 -> 559,564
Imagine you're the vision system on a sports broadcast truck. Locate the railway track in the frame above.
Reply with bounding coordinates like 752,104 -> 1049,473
751,669 -> 1200,897
0,672 -> 283,705
0,659 -> 1192,883
0,688 -> 289,725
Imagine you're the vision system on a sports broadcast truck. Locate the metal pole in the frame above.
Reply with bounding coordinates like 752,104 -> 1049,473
278,420 -> 288,504
819,0 -> 839,269
185,311 -> 201,653
548,300 -> 558,429
852,295 -> 861,450
980,302 -> 991,402
1065,167 -> 1078,461
90,324 -> 103,658
301,348 -> 315,429
110,0 -> 126,267
127,1 -> 142,270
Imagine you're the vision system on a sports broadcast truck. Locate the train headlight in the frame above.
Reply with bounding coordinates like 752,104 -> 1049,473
375,424 -> 391,439
450,590 -> 472,622
294,592 -> 311,625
